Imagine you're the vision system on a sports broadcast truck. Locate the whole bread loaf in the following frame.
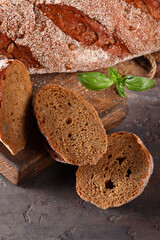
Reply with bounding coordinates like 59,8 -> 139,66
76,132 -> 154,209
0,0 -> 159,73
33,84 -> 108,166
0,60 -> 32,155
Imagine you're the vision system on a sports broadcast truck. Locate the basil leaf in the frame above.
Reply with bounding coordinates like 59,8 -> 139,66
109,67 -> 122,81
124,75 -> 155,91
115,82 -> 126,98
77,72 -> 114,91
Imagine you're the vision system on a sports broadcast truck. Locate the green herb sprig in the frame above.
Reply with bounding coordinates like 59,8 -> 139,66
77,67 -> 155,98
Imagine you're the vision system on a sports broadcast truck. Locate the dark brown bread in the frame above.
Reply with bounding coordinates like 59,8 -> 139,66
0,60 -> 32,155
0,0 -> 159,73
76,132 -> 153,209
33,84 -> 108,166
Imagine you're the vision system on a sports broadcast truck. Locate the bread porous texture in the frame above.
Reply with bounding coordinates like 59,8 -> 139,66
76,132 -> 153,209
0,60 -> 32,155
34,84 -> 108,166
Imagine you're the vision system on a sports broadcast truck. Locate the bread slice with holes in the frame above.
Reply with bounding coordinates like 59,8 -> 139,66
76,132 -> 153,209
33,84 -> 108,166
0,59 -> 32,155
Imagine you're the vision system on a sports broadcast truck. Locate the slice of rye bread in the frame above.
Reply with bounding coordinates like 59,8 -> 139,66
33,84 -> 108,166
0,59 -> 32,155
76,132 -> 154,209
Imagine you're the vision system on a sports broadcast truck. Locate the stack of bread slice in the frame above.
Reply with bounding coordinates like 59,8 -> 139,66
33,83 -> 153,209
0,60 -> 153,208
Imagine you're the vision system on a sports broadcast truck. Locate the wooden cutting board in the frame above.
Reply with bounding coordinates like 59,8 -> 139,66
0,70 -> 128,185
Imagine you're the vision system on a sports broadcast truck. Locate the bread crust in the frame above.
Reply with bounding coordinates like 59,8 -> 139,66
0,0 -> 160,73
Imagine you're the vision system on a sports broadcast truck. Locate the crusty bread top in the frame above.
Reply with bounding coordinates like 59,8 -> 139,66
76,132 -> 153,209
34,84 -> 108,166
123,0 -> 160,20
0,0 -> 159,73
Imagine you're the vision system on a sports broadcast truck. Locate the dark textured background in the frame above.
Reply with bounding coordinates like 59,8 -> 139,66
0,79 -> 160,240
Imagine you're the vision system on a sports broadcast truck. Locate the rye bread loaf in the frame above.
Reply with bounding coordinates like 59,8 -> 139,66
0,0 -> 159,73
0,60 -> 32,155
33,84 -> 108,166
76,132 -> 153,209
